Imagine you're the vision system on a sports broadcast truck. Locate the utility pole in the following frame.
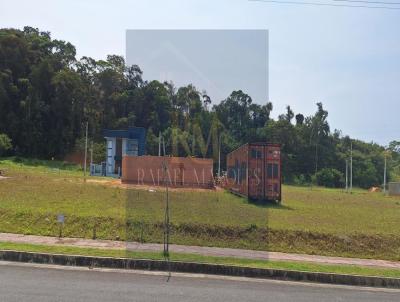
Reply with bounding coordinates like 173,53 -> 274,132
158,131 -> 161,156
350,142 -> 353,193
90,141 -> 93,175
84,121 -> 88,180
383,151 -> 387,194
218,133 -> 221,178
315,143 -> 318,176
162,135 -> 169,258
162,136 -> 166,157
192,132 -> 195,156
345,159 -> 348,193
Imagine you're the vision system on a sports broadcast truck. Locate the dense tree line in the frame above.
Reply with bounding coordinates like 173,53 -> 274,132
1,27 -> 399,188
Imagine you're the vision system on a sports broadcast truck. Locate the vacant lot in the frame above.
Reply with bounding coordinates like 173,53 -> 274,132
1,158 -> 399,260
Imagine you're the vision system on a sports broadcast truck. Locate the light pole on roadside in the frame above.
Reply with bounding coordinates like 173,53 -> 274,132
383,150 -> 388,194
218,133 -> 221,178
84,121 -> 88,180
350,142 -> 353,193
162,136 -> 170,258
159,131 -> 161,156
345,159 -> 348,193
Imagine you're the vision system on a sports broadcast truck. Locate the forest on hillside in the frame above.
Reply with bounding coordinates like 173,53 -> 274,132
0,27 -> 399,188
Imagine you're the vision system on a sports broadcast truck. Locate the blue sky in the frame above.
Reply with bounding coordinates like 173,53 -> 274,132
1,0 -> 399,145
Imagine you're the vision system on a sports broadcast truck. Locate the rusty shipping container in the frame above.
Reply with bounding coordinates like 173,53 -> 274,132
122,155 -> 214,189
226,143 -> 281,202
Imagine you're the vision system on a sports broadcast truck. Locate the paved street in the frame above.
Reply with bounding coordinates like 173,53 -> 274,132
0,262 -> 399,302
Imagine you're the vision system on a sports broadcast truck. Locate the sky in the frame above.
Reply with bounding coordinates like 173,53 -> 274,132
126,29 -> 268,103
0,0 -> 399,145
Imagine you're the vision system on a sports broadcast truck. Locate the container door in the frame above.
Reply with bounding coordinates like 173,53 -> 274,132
265,147 -> 281,201
248,145 -> 264,200
226,145 -> 248,197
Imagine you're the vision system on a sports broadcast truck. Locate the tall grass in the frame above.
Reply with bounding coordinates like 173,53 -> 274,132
1,157 -> 400,260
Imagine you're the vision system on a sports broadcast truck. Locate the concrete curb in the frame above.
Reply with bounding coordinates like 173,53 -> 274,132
1,250 -> 399,288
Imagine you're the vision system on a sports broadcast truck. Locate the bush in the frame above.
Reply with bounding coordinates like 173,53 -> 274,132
293,174 -> 310,186
353,159 -> 380,189
74,138 -> 105,164
0,133 -> 12,156
316,168 -> 344,188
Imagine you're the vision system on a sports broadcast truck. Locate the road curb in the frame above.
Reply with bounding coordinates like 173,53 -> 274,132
0,250 -> 399,288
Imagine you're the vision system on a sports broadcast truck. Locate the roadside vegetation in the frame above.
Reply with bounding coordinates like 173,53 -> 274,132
0,241 -> 399,279
1,158 -> 399,261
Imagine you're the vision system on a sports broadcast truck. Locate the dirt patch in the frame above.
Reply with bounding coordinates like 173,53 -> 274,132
0,176 -> 10,180
369,186 -> 381,192
86,178 -> 220,192
86,179 -> 115,185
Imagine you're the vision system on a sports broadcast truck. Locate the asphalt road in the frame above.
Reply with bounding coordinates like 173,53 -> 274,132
0,262 -> 399,302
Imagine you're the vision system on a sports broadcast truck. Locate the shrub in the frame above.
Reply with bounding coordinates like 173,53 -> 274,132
316,168 -> 344,188
293,174 -> 310,186
0,133 -> 12,156
75,137 -> 105,164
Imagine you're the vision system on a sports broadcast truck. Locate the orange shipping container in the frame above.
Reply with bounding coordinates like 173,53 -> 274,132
225,143 -> 281,202
122,155 -> 214,189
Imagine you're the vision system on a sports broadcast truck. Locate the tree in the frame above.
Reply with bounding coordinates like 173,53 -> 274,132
316,168 -> 344,188
309,102 -> 330,176
214,90 -> 253,142
0,133 -> 12,156
278,105 -> 294,123
389,141 -> 400,154
0,26 -> 396,187
201,92 -> 212,111
295,113 -> 304,126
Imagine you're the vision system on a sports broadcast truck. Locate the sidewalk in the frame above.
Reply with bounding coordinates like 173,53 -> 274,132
0,232 -> 399,269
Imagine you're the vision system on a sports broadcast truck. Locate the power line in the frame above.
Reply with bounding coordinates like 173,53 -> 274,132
250,0 -> 400,9
334,0 -> 400,5
249,0 -> 400,9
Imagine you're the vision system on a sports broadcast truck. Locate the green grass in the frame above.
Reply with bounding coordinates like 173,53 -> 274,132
0,157 -> 82,173
0,241 -> 399,279
1,157 -> 400,260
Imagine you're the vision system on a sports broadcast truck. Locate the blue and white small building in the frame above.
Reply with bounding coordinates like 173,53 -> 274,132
94,127 -> 146,177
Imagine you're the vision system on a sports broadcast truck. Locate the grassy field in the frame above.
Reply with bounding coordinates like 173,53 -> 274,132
1,157 -> 400,260
1,241 -> 400,279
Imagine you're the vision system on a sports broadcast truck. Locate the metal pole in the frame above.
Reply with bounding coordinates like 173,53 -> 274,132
192,133 -> 195,155
315,143 -> 318,176
383,152 -> 387,194
345,159 -> 348,193
84,122 -> 88,179
166,180 -> 169,256
162,135 -> 169,258
218,133 -> 221,178
350,142 -> 353,193
158,132 -> 161,156
90,141 -> 93,164
163,136 -> 166,157
90,141 -> 93,176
